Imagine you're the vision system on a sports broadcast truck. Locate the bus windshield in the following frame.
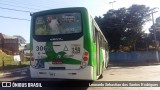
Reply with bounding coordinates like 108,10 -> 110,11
35,12 -> 82,35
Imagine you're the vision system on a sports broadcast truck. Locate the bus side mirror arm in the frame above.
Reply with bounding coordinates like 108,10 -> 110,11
30,13 -> 33,16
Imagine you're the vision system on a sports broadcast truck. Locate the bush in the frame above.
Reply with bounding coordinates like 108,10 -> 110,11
0,49 -> 30,70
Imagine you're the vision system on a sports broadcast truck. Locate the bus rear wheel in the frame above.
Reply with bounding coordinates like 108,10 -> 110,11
98,74 -> 103,79
98,62 -> 104,79
105,60 -> 109,69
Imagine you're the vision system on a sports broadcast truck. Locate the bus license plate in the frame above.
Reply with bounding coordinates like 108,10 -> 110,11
52,60 -> 63,64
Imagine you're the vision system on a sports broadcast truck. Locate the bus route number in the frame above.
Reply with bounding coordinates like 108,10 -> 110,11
71,45 -> 80,54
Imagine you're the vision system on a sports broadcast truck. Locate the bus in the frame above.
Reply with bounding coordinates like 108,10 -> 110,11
30,7 -> 109,80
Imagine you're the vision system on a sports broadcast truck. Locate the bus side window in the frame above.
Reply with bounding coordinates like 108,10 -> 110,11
106,43 -> 109,51
103,39 -> 106,49
92,20 -> 99,43
99,33 -> 102,48
102,38 -> 104,49
102,38 -> 103,49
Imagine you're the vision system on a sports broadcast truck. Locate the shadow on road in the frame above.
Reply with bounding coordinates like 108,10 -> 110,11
1,69 -> 93,90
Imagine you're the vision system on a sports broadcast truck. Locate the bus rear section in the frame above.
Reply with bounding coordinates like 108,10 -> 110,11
30,7 -> 94,80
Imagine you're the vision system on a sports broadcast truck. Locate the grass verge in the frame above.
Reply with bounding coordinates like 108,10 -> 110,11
0,49 -> 30,71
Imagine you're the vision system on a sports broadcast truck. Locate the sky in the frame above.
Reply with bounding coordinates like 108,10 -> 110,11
0,0 -> 160,43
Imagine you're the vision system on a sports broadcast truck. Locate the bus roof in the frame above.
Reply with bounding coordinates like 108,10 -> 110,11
31,7 -> 88,16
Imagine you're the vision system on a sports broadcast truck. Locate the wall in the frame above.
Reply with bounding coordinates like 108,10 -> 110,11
109,51 -> 158,63
0,33 -> 19,55
3,39 -> 19,53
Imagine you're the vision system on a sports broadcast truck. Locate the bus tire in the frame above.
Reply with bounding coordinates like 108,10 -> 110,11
98,62 -> 104,79
105,60 -> 109,69
99,74 -> 103,79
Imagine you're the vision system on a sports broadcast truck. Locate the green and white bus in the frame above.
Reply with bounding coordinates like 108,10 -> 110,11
30,7 -> 109,80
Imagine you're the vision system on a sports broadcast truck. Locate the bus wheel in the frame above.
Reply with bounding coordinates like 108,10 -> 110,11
98,63 -> 104,79
98,74 -> 103,79
105,60 -> 109,69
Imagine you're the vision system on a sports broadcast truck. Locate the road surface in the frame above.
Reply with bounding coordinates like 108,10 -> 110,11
1,63 -> 160,90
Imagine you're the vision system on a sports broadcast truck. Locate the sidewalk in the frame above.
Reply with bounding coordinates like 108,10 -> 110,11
109,61 -> 160,67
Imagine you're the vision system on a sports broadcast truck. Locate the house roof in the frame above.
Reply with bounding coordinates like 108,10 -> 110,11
0,33 -> 17,39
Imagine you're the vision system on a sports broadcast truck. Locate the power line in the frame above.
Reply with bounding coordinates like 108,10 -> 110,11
0,15 -> 30,21
0,6 -> 31,13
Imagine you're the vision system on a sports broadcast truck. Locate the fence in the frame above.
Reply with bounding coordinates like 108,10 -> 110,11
109,51 -> 158,63
0,55 -> 30,70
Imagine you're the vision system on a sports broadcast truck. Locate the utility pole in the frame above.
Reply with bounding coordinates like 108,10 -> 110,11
109,1 -> 116,9
149,7 -> 159,62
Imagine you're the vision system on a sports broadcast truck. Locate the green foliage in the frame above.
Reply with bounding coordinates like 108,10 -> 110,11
0,49 -> 30,70
156,16 -> 160,23
24,56 -> 30,61
149,16 -> 160,40
95,4 -> 150,51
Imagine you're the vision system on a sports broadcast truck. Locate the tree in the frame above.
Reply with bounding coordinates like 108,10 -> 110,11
149,16 -> 160,40
156,16 -> 160,23
135,33 -> 153,51
149,16 -> 160,50
123,5 -> 150,49
95,4 -> 150,51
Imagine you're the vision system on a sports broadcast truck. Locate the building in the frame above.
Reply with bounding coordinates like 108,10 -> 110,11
14,35 -> 26,44
23,43 -> 30,56
0,33 -> 19,55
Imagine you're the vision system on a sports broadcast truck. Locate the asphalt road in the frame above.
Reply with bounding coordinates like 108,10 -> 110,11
1,63 -> 160,90
0,66 -> 92,90
0,67 -> 66,81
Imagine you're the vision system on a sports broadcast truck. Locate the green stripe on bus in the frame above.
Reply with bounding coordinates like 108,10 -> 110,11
45,42 -> 81,64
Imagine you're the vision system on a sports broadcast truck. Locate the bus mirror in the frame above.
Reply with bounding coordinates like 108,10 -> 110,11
30,13 -> 33,16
